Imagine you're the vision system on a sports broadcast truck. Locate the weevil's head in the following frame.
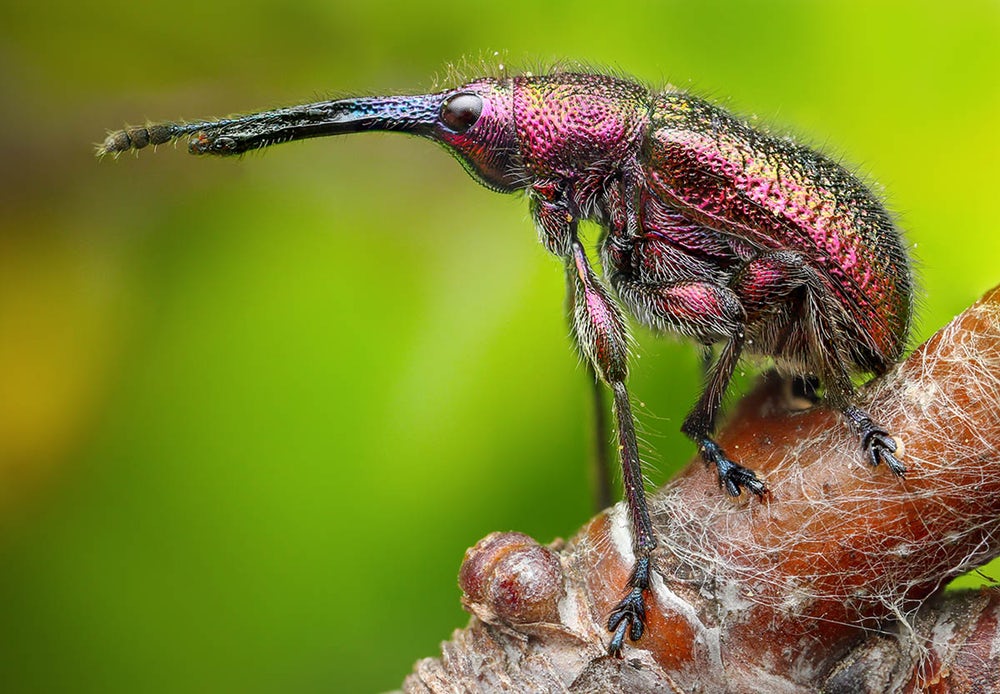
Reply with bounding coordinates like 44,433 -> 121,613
99,73 -> 652,195
426,78 -> 523,192
101,78 -> 526,193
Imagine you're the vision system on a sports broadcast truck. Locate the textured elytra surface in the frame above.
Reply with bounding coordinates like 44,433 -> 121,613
644,90 -> 911,366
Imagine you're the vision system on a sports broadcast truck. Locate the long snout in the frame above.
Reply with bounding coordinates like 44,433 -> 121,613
99,94 -> 442,157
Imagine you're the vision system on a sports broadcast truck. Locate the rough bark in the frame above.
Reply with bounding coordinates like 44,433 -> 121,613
403,285 -> 1000,694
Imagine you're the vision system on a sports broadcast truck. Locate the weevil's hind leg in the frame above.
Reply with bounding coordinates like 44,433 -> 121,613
795,274 -> 907,479
818,353 -> 905,478
841,404 -> 906,477
565,268 -> 614,511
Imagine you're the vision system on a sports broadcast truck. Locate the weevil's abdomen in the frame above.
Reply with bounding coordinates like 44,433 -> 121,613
643,91 -> 912,369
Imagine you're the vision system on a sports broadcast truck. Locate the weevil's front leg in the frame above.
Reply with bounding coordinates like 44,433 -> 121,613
589,370 -> 614,511
567,241 -> 656,657
532,179 -> 655,654
564,267 -> 614,511
538,179 -> 613,510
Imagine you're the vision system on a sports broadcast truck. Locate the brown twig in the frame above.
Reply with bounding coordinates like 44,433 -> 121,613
403,285 -> 1000,693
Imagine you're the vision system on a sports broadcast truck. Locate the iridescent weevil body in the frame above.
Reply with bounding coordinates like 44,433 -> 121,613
100,70 -> 913,656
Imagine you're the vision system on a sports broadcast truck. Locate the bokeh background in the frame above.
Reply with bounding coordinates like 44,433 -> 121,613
1,1 -> 997,691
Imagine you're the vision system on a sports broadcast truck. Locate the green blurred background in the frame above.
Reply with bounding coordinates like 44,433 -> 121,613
1,1 -> 997,691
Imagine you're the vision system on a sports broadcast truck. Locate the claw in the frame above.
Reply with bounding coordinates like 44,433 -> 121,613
700,438 -> 768,498
846,406 -> 906,478
608,618 -> 629,657
607,587 -> 646,658
865,431 -> 905,477
723,464 -> 768,498
722,474 -> 741,498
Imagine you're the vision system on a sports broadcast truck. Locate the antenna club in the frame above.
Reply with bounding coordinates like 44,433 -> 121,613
97,123 -> 179,156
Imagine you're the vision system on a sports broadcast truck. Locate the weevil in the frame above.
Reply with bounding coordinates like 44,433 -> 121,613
100,69 -> 913,656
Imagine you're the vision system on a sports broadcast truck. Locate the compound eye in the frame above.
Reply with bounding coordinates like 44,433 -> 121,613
440,93 -> 482,133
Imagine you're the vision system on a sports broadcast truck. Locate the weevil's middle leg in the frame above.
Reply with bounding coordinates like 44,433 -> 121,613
612,273 -> 768,497
681,325 -> 767,497
678,250 -> 821,495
